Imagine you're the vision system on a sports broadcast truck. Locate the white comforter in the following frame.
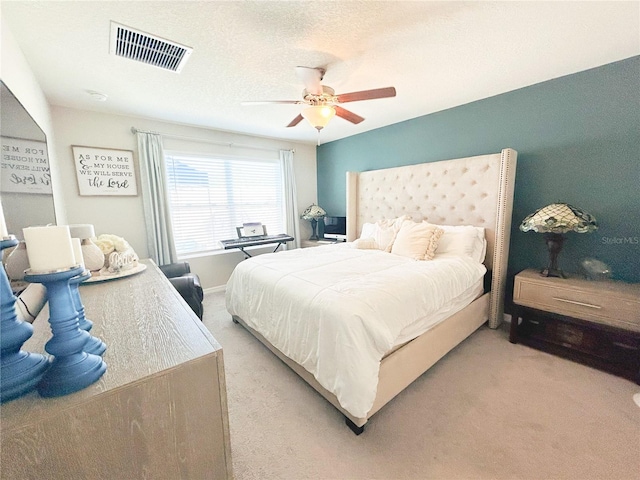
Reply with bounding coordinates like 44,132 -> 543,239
225,244 -> 486,419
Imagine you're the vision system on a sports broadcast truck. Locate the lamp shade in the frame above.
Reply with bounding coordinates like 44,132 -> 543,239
520,203 -> 597,234
301,204 -> 326,220
301,106 -> 336,131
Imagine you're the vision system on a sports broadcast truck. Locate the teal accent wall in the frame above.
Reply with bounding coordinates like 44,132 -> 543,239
317,57 -> 640,284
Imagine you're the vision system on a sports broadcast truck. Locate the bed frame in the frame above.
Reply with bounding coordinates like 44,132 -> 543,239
233,148 -> 517,434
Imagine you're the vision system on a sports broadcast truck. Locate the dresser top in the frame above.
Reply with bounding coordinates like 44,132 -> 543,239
1,259 -> 220,425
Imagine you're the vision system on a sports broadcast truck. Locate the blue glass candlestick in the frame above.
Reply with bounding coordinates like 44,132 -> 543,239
24,266 -> 106,398
0,237 -> 49,403
70,271 -> 106,356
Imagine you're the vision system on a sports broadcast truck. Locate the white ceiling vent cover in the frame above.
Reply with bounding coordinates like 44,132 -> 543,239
109,22 -> 192,73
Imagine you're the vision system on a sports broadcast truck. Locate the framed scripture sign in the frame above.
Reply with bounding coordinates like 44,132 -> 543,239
1,137 -> 52,194
72,145 -> 137,196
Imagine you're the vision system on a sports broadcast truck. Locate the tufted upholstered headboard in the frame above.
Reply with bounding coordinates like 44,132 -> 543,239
345,148 -> 517,328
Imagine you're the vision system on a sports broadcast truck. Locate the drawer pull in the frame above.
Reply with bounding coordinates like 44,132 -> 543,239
552,297 -> 602,309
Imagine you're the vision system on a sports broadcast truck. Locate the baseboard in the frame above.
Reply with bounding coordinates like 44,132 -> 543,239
203,285 -> 226,295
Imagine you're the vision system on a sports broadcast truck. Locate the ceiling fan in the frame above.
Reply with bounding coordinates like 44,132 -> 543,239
242,66 -> 397,131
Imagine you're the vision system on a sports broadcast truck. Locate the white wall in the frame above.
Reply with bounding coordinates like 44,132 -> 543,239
1,17 -> 318,289
51,106 -> 317,289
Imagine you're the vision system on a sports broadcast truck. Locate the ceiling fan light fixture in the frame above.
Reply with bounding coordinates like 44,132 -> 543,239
301,105 -> 335,131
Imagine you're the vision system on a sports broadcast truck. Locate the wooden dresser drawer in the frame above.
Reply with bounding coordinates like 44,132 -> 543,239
514,270 -> 640,332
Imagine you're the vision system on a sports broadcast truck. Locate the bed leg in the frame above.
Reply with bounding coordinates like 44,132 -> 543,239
345,417 -> 365,435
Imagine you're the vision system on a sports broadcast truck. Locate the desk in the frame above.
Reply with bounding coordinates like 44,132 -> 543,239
220,234 -> 294,257
301,239 -> 345,248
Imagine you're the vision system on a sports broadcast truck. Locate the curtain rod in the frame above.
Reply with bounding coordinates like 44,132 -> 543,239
131,127 -> 294,154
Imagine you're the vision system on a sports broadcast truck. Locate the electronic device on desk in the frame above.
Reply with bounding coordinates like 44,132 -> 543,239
323,216 -> 347,242
236,223 -> 267,239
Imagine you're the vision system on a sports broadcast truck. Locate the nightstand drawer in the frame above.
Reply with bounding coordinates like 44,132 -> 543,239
514,272 -> 640,332
513,306 -> 640,381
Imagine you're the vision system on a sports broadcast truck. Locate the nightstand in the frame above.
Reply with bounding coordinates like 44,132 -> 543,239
301,239 -> 342,248
301,240 -> 323,248
510,269 -> 640,383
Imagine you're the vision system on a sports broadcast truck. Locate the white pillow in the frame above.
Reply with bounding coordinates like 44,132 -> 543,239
375,215 -> 411,252
434,225 -> 486,263
391,221 -> 444,260
352,237 -> 379,249
359,216 -> 410,252
359,223 -> 376,239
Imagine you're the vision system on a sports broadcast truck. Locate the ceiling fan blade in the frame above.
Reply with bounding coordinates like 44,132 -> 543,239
334,106 -> 364,124
241,100 -> 302,106
286,114 -> 304,128
295,66 -> 325,95
336,87 -> 396,103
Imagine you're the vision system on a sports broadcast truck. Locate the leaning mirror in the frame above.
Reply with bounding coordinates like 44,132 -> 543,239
1,81 -> 56,239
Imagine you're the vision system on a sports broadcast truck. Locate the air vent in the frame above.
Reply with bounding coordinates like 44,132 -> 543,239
109,22 -> 192,73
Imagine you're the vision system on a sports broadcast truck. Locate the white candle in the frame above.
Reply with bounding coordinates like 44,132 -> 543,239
71,237 -> 85,269
23,225 -> 76,272
0,199 -> 8,237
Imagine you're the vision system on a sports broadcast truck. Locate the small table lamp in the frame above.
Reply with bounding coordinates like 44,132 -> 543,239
301,204 -> 326,240
520,203 -> 598,278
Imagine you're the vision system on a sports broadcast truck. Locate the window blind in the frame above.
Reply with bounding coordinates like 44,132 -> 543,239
164,152 -> 284,256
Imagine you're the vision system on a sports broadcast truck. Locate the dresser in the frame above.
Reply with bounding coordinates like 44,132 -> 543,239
511,269 -> 640,383
1,260 -> 232,479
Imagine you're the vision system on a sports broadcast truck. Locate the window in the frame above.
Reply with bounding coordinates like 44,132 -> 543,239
164,152 -> 284,256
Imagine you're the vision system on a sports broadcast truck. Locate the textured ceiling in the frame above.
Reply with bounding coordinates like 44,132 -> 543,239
2,1 -> 638,145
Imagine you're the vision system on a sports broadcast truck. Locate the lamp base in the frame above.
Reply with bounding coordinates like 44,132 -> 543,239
309,219 -> 319,241
540,267 -> 566,278
541,233 -> 566,279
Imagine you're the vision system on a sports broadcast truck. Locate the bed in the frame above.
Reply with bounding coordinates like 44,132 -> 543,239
226,148 -> 517,434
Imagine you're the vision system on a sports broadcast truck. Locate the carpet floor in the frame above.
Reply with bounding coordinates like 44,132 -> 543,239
202,291 -> 639,480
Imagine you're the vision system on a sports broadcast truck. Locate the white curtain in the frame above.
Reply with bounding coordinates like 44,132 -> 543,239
280,149 -> 301,249
137,132 -> 177,265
